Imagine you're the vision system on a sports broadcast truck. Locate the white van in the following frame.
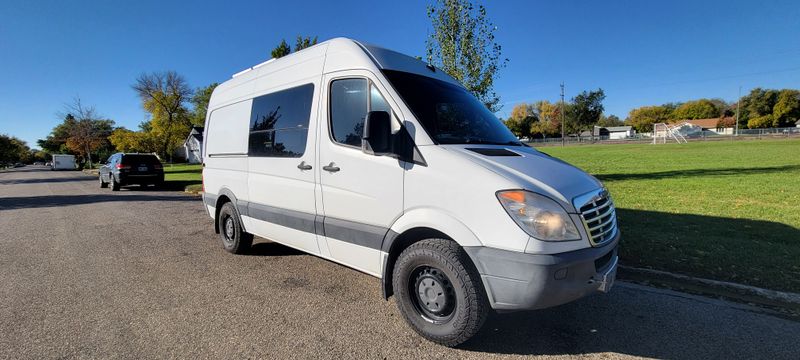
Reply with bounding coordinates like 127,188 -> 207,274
51,154 -> 76,170
202,38 -> 619,346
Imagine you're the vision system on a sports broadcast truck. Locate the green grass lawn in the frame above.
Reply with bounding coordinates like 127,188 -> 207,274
163,163 -> 202,192
538,139 -> 800,293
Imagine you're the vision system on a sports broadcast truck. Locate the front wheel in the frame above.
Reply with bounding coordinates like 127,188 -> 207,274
392,239 -> 489,347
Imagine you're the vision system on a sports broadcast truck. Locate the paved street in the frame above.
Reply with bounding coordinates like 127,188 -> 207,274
1,166 -> 798,359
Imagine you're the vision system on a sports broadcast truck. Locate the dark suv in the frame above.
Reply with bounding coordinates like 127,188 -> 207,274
99,153 -> 164,191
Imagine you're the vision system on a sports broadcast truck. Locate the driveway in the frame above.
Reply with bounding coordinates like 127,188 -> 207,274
1,166 -> 798,359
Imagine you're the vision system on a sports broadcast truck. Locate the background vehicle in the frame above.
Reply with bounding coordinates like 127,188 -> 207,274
99,153 -> 164,191
50,154 -> 75,170
202,38 -> 619,346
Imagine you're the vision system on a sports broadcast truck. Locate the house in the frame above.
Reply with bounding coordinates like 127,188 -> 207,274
681,117 -> 734,134
183,126 -> 204,164
588,125 -> 635,139
796,120 -> 800,128
604,126 -> 635,139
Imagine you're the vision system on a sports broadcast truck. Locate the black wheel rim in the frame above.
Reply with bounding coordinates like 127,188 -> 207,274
409,265 -> 456,323
222,216 -> 235,244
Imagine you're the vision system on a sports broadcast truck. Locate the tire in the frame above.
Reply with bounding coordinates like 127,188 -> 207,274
111,175 -> 120,191
99,174 -> 108,188
217,202 -> 253,254
392,239 -> 489,347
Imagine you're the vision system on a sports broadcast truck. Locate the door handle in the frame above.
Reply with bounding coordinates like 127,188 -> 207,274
322,162 -> 340,172
297,161 -> 312,170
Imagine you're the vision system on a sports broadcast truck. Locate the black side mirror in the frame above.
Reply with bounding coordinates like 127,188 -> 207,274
362,111 -> 392,155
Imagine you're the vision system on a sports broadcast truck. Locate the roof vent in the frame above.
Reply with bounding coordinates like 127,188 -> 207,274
466,148 -> 521,156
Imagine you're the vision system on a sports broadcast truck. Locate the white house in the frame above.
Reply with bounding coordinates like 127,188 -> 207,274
604,126 -> 635,139
591,126 -> 635,139
183,126 -> 204,164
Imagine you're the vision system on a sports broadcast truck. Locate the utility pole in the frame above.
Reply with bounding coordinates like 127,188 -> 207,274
560,82 -> 566,146
734,86 -> 742,137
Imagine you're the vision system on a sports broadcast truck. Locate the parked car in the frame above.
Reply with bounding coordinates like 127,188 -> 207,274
13,163 -> 25,168
99,153 -> 164,191
202,38 -> 619,347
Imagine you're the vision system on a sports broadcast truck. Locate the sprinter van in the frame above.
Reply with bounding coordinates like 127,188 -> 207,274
202,38 -> 619,346
51,154 -> 76,170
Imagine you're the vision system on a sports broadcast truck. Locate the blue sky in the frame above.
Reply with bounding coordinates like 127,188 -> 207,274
1,0 -> 799,148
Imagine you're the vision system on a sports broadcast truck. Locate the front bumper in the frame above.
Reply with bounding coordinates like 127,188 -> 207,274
464,232 -> 619,311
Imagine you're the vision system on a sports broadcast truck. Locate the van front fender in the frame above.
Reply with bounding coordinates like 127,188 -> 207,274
383,207 -> 483,252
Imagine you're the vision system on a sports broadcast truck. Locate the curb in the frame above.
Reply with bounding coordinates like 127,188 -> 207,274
184,189 -> 203,196
618,265 -> 800,311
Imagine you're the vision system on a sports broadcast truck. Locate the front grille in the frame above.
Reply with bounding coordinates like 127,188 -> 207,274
578,192 -> 617,246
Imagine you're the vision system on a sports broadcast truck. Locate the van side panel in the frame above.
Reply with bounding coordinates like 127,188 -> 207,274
203,99 -> 252,219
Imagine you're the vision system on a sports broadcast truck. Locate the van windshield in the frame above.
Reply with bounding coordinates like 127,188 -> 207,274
382,70 -> 522,146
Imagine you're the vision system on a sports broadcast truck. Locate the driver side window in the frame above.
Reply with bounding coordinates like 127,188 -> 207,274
329,78 -> 391,147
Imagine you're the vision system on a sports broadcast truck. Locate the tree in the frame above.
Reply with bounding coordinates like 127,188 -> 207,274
48,97 -> 115,168
109,127 -> 159,153
271,39 -> 291,58
671,99 -> 721,120
530,101 -> 562,138
295,36 -> 318,51
426,0 -> 507,112
189,83 -> 219,126
569,89 -> 605,133
737,88 -> 799,128
772,89 -> 800,127
132,71 -> 193,160
38,113 -> 77,154
503,103 -> 537,138
626,105 -> 672,132
747,114 -> 774,129
0,134 -> 30,166
709,98 -> 733,117
597,114 -> 623,127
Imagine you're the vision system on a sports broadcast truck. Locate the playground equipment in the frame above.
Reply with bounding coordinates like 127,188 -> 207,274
652,123 -> 688,144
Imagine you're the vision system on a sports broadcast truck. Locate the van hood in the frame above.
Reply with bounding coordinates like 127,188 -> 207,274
446,145 -> 602,212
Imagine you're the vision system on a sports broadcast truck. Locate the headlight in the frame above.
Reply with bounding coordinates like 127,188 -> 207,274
496,190 -> 581,241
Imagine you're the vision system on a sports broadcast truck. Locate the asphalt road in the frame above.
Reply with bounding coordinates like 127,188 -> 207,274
1,166 -> 798,359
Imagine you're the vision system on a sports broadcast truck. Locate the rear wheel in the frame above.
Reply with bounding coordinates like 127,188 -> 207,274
217,202 -> 252,254
99,174 -> 108,188
392,239 -> 489,347
111,175 -> 120,191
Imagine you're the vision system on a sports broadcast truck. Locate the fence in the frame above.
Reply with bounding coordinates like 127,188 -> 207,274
527,127 -> 800,146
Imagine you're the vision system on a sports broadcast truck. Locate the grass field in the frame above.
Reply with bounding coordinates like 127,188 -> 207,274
163,163 -> 202,192
538,139 -> 800,293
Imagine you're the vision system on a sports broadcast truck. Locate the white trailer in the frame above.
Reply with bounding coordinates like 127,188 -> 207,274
51,154 -> 76,170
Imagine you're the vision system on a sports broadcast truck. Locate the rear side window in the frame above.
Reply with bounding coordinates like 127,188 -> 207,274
122,154 -> 161,165
248,84 -> 314,157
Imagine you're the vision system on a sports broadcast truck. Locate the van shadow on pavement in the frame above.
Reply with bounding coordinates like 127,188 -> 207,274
459,284 -> 799,358
0,194 -> 196,211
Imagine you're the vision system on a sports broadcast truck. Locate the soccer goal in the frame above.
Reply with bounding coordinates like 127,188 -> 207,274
652,123 -> 687,144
